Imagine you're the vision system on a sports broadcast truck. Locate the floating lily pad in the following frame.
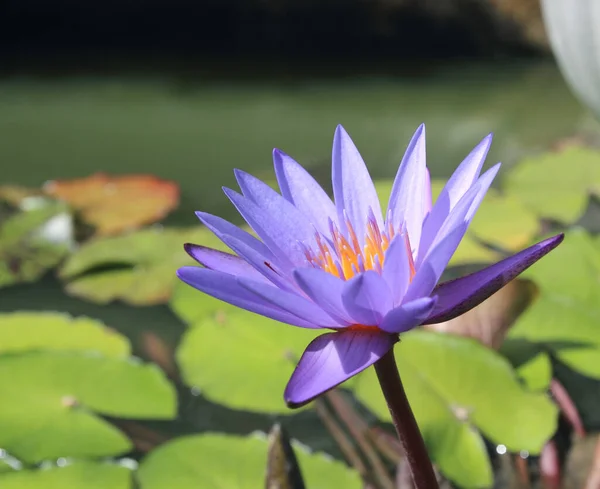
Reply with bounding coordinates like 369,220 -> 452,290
59,227 -> 220,305
137,433 -> 361,489
353,330 -> 557,488
500,339 -> 552,392
0,462 -> 131,489
0,204 -> 70,288
0,312 -> 129,357
44,173 -> 179,236
0,459 -> 16,474
0,352 -> 176,463
509,229 -> 600,378
467,189 -> 539,251
177,310 -> 318,413
504,146 -> 600,223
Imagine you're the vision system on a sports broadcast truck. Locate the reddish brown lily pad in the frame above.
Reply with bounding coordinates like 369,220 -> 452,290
44,174 -> 179,236
426,279 -> 538,350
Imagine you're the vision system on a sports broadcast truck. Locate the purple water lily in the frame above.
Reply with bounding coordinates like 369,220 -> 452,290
177,124 -> 563,408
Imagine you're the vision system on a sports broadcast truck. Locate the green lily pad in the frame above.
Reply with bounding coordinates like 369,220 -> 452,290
0,462 -> 131,489
0,204 -> 70,288
466,189 -> 539,251
177,310 -> 318,413
0,459 -> 16,474
504,146 -> 600,223
509,229 -> 600,378
137,433 -> 361,489
500,339 -> 552,392
0,352 -> 176,463
59,227 -> 221,306
0,312 -> 129,357
353,330 -> 557,488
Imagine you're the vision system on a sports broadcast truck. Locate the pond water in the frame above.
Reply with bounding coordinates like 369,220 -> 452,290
0,58 -> 597,485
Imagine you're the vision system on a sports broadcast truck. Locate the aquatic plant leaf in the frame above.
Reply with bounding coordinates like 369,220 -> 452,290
426,278 -> 537,350
44,173 -> 179,236
0,352 -> 176,463
509,228 -> 600,378
59,227 -> 219,305
0,312 -> 129,357
136,433 -> 361,489
0,204 -> 70,288
0,462 -> 131,489
465,189 -> 539,251
177,310 -> 318,413
504,146 -> 600,223
265,424 -> 305,489
353,330 -> 557,488
500,339 -> 552,392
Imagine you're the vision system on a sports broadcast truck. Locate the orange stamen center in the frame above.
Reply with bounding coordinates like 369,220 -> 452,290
303,211 -> 416,282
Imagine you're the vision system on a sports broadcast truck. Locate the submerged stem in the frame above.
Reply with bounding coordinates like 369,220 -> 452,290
374,349 -> 439,489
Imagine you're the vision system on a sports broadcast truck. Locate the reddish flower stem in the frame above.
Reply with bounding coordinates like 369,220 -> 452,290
374,349 -> 439,489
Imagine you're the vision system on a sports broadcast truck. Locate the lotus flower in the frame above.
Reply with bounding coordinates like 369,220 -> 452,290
177,125 -> 563,408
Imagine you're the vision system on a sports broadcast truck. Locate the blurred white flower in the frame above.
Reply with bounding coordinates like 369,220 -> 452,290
542,0 -> 600,117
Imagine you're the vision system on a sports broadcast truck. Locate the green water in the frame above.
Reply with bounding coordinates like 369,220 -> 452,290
0,58 -> 597,466
1,60 -> 596,224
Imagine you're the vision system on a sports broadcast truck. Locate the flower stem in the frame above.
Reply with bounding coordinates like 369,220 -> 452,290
374,349 -> 439,489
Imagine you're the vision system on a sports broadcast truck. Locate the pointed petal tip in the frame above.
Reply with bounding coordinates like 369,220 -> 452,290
175,265 -> 195,281
334,124 -> 350,139
222,186 -> 237,197
183,242 -> 195,256
423,232 -> 566,325
272,147 -> 285,161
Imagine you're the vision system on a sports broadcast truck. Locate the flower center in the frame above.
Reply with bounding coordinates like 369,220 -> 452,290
303,211 -> 416,281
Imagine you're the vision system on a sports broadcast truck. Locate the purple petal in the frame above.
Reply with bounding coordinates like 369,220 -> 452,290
423,234 -> 564,324
293,268 -> 354,325
342,270 -> 393,325
218,233 -> 297,292
223,187 -> 313,270
424,167 -> 432,215
196,211 -> 276,263
273,149 -> 337,236
284,330 -> 396,407
403,223 -> 469,302
381,234 -> 411,306
386,124 -> 427,254
379,297 -> 437,333
177,267 -> 319,329
184,243 -> 269,283
409,162 -> 501,296
332,125 -> 383,241
417,134 -> 493,265
238,276 -> 344,329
